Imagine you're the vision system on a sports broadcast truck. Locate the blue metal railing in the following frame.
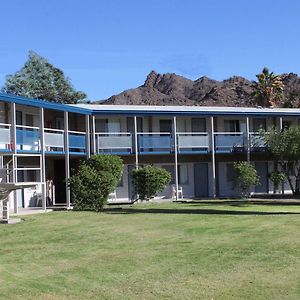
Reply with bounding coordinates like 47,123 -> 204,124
16,127 -> 40,152
214,133 -> 245,153
138,133 -> 172,153
69,132 -> 86,153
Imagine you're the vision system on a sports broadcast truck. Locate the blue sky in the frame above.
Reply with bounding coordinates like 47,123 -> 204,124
1,0 -> 300,100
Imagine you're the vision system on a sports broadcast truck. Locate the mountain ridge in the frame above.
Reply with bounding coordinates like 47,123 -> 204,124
99,71 -> 300,107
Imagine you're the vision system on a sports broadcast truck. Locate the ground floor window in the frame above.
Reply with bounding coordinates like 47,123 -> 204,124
178,164 -> 188,185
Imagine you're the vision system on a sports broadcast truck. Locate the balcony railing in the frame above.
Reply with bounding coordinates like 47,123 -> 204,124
44,128 -> 64,153
0,122 -> 271,156
96,132 -> 132,154
16,125 -> 40,152
177,132 -> 209,153
138,133 -> 172,153
214,132 -> 245,152
0,123 -> 11,151
69,130 -> 86,153
250,132 -> 266,151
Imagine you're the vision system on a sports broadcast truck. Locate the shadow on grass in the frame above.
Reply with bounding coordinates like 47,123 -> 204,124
104,207 -> 300,216
187,200 -> 300,207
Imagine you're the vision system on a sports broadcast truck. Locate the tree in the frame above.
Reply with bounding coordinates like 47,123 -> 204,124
68,155 -> 123,211
263,126 -> 300,195
2,51 -> 86,104
269,172 -> 287,194
252,67 -> 284,107
233,161 -> 260,197
132,166 -> 171,200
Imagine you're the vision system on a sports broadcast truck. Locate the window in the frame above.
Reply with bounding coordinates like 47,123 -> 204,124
253,118 -> 266,131
177,119 -> 187,132
192,118 -> 206,132
282,120 -> 291,129
178,165 -> 188,185
226,164 -> 235,182
160,120 -> 172,133
96,119 -> 121,133
224,120 -> 240,132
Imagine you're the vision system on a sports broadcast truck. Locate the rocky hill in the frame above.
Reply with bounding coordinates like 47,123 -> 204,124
101,71 -> 300,107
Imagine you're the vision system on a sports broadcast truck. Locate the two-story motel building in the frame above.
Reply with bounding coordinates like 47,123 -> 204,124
0,92 -> 298,213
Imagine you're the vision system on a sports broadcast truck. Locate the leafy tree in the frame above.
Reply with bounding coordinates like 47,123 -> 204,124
263,126 -> 300,195
252,67 -> 284,107
233,161 -> 260,197
132,166 -> 171,200
2,51 -> 86,104
269,172 -> 287,194
68,155 -> 123,211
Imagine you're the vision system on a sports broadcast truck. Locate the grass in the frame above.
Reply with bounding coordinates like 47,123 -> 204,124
1,200 -> 300,299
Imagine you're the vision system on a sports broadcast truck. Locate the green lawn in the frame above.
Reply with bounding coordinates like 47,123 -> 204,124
1,201 -> 300,300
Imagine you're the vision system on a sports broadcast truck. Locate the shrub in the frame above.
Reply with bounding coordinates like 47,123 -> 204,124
132,166 -> 171,200
269,172 -> 287,193
68,155 -> 123,211
233,161 -> 260,197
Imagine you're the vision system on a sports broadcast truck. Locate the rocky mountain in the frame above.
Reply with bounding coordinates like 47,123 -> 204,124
101,71 -> 300,107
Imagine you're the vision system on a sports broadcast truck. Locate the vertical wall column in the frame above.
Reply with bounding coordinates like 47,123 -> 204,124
134,116 -> 139,169
11,102 -> 18,213
85,115 -> 91,158
279,117 -> 284,195
210,116 -> 216,198
246,117 -> 250,162
173,116 -> 179,201
39,108 -> 46,211
279,117 -> 283,130
92,115 -> 96,154
64,111 -> 71,208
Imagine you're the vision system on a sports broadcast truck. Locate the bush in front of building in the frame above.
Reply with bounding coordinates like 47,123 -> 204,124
269,172 -> 287,194
233,161 -> 260,198
68,155 -> 123,211
132,165 -> 171,200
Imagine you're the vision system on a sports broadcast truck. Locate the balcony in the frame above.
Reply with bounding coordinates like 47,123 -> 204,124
0,123 -> 11,152
96,132 -> 132,154
45,128 -> 64,153
214,132 -> 245,153
177,133 -> 209,153
250,132 -> 266,151
16,125 -> 40,153
138,133 -> 172,154
69,131 -> 86,154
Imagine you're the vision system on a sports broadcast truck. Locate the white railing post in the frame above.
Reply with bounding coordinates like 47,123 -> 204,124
64,111 -> 71,208
173,116 -> 178,201
210,116 -> 216,198
134,116 -> 139,169
40,108 -> 46,211
10,103 -> 18,213
85,115 -> 91,158
246,117 -> 250,162
92,116 -> 96,154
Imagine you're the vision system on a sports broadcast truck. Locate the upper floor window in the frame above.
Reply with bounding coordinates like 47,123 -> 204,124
96,119 -> 121,133
224,120 -> 240,132
253,118 -> 266,132
192,118 -> 206,132
282,120 -> 291,129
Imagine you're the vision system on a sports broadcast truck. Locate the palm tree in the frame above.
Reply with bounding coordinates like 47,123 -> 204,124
252,67 -> 284,107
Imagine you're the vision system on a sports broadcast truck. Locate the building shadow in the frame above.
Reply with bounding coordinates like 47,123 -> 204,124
104,207 -> 300,216
186,199 -> 300,207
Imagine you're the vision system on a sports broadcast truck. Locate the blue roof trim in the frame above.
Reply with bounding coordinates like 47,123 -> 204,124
91,109 -> 300,117
0,93 -> 92,115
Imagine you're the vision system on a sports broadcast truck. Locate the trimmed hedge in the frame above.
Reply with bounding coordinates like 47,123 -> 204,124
68,155 -> 123,211
132,166 -> 171,200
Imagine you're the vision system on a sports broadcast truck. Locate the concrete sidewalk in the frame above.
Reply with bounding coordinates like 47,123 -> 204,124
11,208 -> 53,216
